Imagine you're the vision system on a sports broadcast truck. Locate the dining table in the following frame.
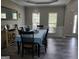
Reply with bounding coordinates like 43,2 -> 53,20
15,29 -> 47,57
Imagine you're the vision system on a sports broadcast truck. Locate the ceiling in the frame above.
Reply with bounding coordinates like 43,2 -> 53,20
11,0 -> 71,6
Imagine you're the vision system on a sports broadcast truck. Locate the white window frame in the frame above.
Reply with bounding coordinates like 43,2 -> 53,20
12,13 -> 17,19
32,12 -> 40,29
1,13 -> 6,19
72,14 -> 78,34
48,12 -> 57,33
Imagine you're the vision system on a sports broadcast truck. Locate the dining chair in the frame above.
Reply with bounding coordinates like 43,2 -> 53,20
25,27 -> 30,32
20,27 -> 24,31
43,28 -> 49,52
18,30 -> 38,57
37,25 -> 44,29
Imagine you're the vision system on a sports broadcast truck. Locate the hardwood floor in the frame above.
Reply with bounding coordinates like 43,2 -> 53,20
1,37 -> 78,59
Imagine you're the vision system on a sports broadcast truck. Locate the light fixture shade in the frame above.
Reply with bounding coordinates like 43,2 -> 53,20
24,0 -> 58,4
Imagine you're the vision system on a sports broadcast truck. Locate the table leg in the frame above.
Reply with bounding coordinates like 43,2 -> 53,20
17,41 -> 20,54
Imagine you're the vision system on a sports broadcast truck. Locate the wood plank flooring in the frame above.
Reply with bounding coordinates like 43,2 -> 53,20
1,37 -> 78,59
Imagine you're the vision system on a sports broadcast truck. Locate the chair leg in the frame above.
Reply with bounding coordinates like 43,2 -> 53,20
21,47 -> 24,57
45,43 -> 47,52
32,46 -> 34,58
45,45 -> 47,52
36,44 -> 38,56
38,44 -> 40,57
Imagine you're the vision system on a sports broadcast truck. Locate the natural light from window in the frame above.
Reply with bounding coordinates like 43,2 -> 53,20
32,12 -> 40,29
72,15 -> 77,33
1,13 -> 6,19
12,13 -> 17,19
48,13 -> 57,33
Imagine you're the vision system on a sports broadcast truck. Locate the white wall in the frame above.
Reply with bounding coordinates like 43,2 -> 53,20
64,0 -> 78,36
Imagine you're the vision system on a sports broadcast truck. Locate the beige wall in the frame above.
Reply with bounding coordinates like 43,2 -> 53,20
64,0 -> 78,36
25,6 -> 65,37
25,6 -> 65,26
1,0 -> 25,27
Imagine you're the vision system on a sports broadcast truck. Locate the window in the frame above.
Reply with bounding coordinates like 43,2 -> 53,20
12,13 -> 17,19
1,13 -> 6,19
48,13 -> 57,33
32,12 -> 40,29
72,15 -> 78,33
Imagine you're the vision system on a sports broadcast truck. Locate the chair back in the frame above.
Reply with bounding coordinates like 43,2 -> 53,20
20,27 -> 24,31
45,28 -> 49,40
19,30 -> 34,44
25,27 -> 30,32
37,25 -> 44,29
43,28 -> 49,45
